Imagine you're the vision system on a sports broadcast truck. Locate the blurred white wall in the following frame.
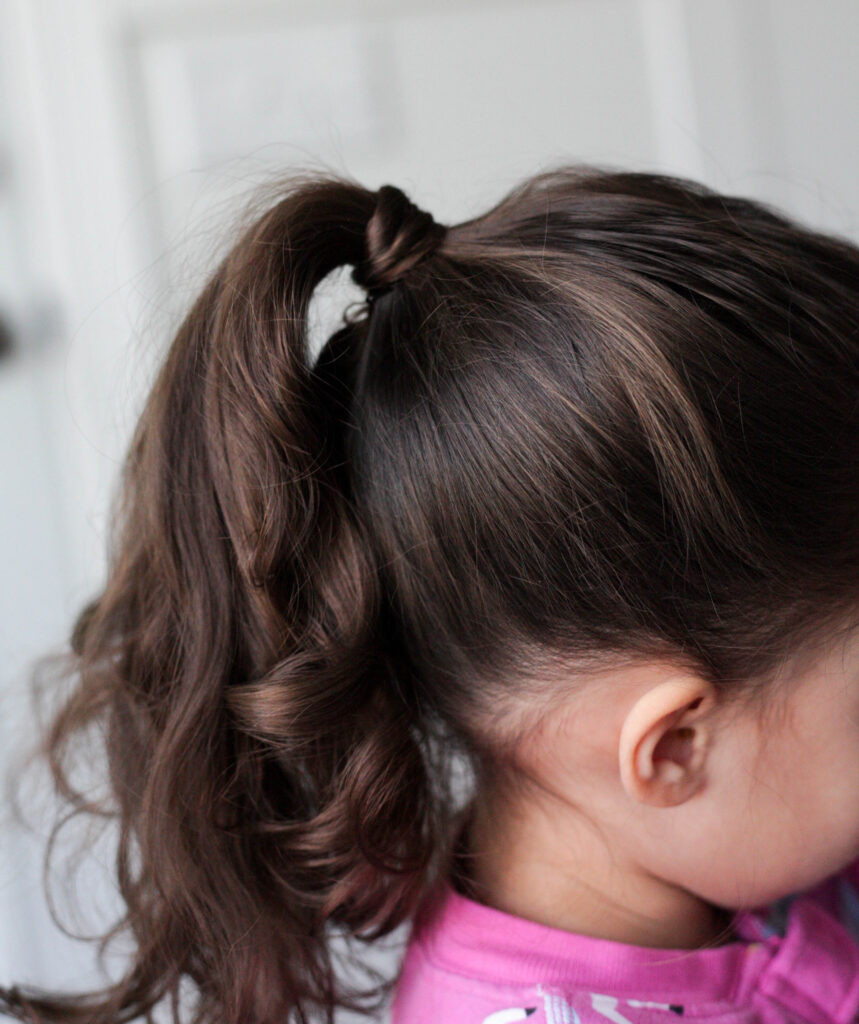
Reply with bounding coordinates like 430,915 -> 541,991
1,0 -> 858,1015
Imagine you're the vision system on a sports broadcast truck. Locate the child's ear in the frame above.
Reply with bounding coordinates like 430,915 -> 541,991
617,676 -> 715,808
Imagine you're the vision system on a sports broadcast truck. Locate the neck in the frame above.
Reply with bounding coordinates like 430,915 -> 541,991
454,781 -> 736,951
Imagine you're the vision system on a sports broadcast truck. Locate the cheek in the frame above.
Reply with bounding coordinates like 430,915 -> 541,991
694,722 -> 859,907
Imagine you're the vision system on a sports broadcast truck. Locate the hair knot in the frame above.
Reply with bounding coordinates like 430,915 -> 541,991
351,184 -> 447,300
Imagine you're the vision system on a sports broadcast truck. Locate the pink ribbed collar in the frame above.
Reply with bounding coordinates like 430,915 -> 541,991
410,877 -> 859,1021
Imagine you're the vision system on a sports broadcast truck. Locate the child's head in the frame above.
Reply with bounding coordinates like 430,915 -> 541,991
6,165 -> 859,1022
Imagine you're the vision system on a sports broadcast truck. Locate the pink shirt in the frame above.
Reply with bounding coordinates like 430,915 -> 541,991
391,860 -> 859,1024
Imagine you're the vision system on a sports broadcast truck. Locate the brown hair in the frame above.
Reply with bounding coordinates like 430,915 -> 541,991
4,164 -> 859,1023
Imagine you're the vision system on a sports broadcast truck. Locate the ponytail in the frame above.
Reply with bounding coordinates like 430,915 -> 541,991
1,174 -> 451,1024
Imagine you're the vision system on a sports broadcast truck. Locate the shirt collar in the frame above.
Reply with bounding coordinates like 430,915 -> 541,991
411,876 -> 859,1023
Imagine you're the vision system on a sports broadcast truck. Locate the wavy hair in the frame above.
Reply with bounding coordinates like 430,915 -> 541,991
4,164 -> 859,1023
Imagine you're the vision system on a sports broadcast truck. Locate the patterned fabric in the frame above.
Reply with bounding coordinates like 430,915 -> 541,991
390,860 -> 859,1024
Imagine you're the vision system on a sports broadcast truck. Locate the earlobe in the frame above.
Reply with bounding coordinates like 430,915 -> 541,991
618,676 -> 713,808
